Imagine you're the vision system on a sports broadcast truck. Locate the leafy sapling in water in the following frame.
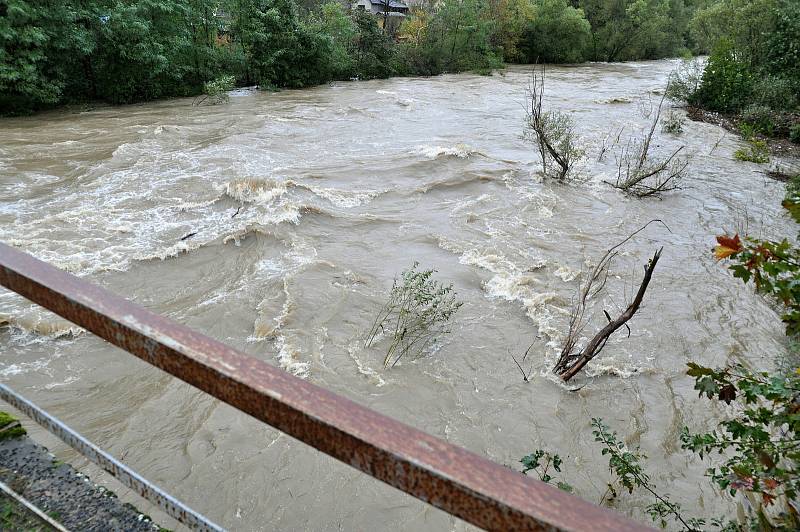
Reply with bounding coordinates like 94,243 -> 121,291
199,75 -> 235,105
524,64 -> 584,181
591,418 -> 701,530
733,139 -> 770,164
520,449 -> 573,492
365,262 -> 462,368
661,110 -> 685,135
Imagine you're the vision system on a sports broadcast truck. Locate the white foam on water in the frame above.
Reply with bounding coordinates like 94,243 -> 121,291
347,341 -> 386,387
437,236 -> 563,345
304,185 -> 379,208
0,311 -> 84,342
275,335 -> 310,379
553,264 -> 580,282
417,143 -> 480,159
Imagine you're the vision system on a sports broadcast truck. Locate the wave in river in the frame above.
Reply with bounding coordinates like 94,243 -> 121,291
417,143 -> 482,159
0,313 -> 83,340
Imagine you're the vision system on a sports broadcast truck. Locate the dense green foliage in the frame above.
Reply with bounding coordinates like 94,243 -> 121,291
519,0 -> 591,64
1,0 -> 746,115
672,0 -> 799,140
2,0 -> 795,138
0,0 -> 398,114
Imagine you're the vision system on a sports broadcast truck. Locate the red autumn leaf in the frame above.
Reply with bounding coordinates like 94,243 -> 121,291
714,234 -> 742,260
718,384 -> 736,404
763,478 -> 779,490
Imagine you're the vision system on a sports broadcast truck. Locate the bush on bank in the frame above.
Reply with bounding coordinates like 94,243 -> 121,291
677,0 -> 799,141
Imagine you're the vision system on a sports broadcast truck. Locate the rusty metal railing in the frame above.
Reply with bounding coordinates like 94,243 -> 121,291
0,242 -> 648,531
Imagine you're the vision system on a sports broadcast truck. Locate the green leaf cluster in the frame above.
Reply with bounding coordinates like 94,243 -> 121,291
683,364 -> 800,529
365,262 -> 463,368
520,449 -> 574,492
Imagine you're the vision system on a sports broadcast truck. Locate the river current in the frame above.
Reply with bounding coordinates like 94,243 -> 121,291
0,60 -> 795,530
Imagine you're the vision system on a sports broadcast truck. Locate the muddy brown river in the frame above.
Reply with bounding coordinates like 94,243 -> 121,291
0,60 -> 795,530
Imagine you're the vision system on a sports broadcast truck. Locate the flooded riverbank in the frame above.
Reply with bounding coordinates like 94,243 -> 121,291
0,60 -> 795,529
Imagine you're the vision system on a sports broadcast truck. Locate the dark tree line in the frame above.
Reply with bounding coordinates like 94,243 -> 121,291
2,0 -> 797,120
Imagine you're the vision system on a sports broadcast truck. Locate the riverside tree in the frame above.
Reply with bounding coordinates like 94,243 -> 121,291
2,0 -> 726,115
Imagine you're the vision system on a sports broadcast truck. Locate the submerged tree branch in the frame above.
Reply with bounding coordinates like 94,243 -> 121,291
557,248 -> 661,381
553,221 -> 668,381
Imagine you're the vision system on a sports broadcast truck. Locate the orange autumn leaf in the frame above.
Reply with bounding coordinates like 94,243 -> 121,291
764,478 -> 779,490
762,491 -> 776,506
714,234 -> 743,260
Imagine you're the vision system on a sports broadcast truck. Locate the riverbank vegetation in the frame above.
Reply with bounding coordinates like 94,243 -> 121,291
667,0 -> 799,144
1,0 -> 780,116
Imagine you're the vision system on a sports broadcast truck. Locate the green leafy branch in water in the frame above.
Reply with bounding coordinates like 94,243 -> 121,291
591,419 -> 702,531
365,262 -> 462,368
197,75 -> 236,105
520,419 -> 745,531
682,364 -> 800,530
520,449 -> 573,493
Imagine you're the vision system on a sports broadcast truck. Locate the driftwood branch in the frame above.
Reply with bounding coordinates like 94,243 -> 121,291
556,248 -> 661,381
553,220 -> 668,382
510,341 -> 536,382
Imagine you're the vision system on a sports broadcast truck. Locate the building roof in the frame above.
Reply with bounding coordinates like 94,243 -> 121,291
369,0 -> 409,8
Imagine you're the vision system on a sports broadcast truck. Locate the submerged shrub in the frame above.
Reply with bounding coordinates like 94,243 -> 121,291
610,96 -> 689,197
661,110 -> 685,134
365,262 -> 462,368
525,66 -> 584,181
203,75 -> 235,105
734,138 -> 770,163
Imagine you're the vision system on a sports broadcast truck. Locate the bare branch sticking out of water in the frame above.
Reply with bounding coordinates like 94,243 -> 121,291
553,221 -> 668,382
598,126 -> 624,162
709,131 -> 726,155
524,64 -> 583,181
510,342 -> 536,382
607,91 -> 689,198
365,263 -> 462,368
